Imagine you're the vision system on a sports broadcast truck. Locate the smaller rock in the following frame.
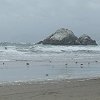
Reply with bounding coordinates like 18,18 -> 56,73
78,34 -> 97,45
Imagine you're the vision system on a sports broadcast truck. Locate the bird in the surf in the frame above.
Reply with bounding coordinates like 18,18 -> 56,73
46,74 -> 49,76
26,63 -> 30,65
75,62 -> 78,64
80,63 -> 84,68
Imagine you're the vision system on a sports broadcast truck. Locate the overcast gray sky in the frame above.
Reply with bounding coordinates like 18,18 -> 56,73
0,0 -> 100,43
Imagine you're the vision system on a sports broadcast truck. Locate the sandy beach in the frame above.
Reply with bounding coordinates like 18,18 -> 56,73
0,78 -> 100,100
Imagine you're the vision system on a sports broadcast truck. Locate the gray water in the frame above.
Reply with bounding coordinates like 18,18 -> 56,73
0,43 -> 100,83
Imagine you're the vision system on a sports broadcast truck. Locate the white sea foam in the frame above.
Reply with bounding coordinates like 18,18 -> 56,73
31,44 -> 100,53
0,44 -> 99,62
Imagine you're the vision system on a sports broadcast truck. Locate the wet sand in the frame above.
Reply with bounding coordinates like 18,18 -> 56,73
0,78 -> 100,100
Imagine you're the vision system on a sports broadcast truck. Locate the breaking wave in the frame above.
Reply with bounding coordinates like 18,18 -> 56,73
30,44 -> 100,53
0,42 -> 99,61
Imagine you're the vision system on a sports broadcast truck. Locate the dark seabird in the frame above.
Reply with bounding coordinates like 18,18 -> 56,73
80,64 -> 83,68
46,74 -> 49,76
5,47 -> 7,50
65,64 -> 68,65
26,63 -> 30,65
75,62 -> 78,64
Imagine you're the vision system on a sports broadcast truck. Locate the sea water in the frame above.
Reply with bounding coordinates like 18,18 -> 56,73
0,42 -> 100,83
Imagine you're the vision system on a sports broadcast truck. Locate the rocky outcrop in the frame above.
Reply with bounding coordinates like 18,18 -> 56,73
78,34 -> 97,45
38,28 -> 80,45
38,28 -> 97,45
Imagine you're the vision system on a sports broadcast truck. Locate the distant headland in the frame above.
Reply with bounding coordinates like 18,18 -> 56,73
37,28 -> 97,45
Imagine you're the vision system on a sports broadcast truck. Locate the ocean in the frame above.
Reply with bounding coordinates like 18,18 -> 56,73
0,42 -> 100,83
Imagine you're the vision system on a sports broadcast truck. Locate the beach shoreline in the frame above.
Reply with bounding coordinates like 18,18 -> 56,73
0,78 -> 100,100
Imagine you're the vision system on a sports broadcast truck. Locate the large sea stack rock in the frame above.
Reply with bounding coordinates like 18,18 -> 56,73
38,28 -> 80,45
78,34 -> 97,45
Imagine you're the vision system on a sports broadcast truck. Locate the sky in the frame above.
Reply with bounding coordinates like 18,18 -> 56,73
0,0 -> 100,43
